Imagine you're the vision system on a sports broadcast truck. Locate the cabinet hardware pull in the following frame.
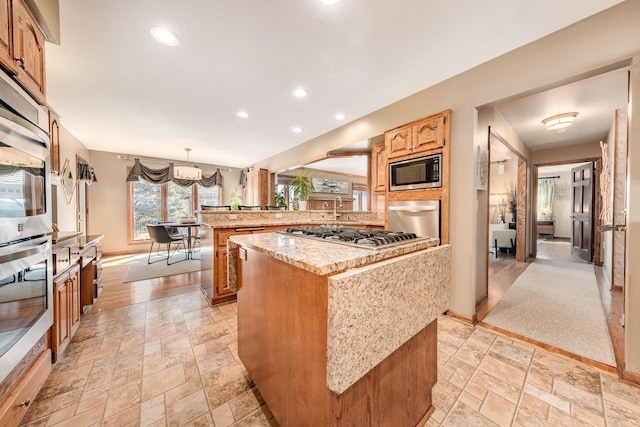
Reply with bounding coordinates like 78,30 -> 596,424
19,399 -> 31,407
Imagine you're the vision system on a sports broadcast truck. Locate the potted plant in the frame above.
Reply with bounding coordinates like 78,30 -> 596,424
505,181 -> 517,223
274,189 -> 287,209
291,171 -> 314,210
230,188 -> 243,210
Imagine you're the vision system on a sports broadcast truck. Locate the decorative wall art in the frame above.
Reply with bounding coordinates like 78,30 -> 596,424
311,177 -> 350,194
476,146 -> 488,191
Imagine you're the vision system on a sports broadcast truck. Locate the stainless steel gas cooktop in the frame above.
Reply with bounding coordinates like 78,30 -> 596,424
277,226 -> 429,250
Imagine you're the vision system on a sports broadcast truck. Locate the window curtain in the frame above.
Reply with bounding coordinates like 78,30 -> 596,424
537,179 -> 555,220
126,158 -> 222,188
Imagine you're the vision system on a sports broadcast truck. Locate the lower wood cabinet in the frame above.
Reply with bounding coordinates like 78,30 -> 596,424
52,264 -> 80,363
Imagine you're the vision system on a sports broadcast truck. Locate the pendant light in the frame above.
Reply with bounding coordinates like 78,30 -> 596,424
174,148 -> 202,180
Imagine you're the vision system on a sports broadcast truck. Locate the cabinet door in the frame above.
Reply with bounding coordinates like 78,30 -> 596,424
12,0 -> 45,103
385,127 -> 412,159
216,248 -> 234,297
69,267 -> 81,336
412,115 -> 445,153
0,0 -> 16,73
371,142 -> 388,193
52,274 -> 70,362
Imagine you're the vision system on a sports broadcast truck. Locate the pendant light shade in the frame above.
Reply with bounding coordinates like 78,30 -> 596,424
174,148 -> 202,180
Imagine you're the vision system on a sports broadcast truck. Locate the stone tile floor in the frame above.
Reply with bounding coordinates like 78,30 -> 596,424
20,291 -> 640,426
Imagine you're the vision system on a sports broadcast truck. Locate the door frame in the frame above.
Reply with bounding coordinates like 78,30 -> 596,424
531,158 -> 602,264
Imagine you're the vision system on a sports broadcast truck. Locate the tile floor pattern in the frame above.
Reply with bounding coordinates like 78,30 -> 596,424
19,291 -> 640,427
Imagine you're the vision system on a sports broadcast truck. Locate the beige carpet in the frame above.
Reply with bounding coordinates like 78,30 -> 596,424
483,258 -> 616,366
123,253 -> 201,283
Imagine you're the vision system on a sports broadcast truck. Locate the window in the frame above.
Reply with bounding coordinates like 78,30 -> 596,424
128,178 -> 221,242
130,180 -> 161,241
352,184 -> 368,211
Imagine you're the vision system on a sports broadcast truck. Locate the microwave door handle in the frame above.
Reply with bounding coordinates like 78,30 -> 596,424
0,239 -> 49,264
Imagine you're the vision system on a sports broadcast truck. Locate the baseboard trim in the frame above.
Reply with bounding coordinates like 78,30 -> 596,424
446,310 -> 476,325
623,368 -> 640,386
475,294 -> 488,310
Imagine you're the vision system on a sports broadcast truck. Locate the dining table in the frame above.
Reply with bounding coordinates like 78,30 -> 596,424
161,222 -> 201,259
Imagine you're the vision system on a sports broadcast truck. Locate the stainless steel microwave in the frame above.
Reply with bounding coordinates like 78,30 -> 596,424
389,153 -> 442,191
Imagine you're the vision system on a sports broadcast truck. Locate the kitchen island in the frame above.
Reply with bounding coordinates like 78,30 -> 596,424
229,232 -> 451,426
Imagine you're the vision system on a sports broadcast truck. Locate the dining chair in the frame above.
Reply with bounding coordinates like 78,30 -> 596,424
146,224 -> 188,265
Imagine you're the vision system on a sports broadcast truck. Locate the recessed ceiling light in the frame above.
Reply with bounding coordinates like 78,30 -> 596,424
335,113 -> 346,120
237,111 -> 249,118
293,88 -> 308,98
321,0 -> 339,5
292,127 -> 303,133
150,26 -> 180,46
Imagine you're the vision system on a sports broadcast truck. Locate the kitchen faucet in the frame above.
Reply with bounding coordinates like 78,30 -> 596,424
333,196 -> 343,220
321,201 -> 329,219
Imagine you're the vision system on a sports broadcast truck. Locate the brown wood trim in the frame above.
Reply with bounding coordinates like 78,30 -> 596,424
475,294 -> 488,311
611,285 -> 624,293
489,129 -> 527,162
593,158 -> 603,266
417,406 -> 436,426
477,321 -> 618,375
446,310 -> 476,325
622,369 -> 640,386
516,158 -> 527,262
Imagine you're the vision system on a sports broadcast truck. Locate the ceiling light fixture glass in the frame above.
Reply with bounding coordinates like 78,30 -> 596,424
542,112 -> 578,131
292,127 -> 303,133
293,88 -> 308,98
237,111 -> 249,118
150,26 -> 180,46
335,113 -> 346,120
321,0 -> 339,5
174,148 -> 202,180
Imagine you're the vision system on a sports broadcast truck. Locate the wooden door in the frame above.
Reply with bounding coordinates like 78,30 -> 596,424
12,0 -> 45,103
570,163 -> 594,262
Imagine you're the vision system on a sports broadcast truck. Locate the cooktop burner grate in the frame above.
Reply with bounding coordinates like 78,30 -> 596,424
278,227 -> 426,250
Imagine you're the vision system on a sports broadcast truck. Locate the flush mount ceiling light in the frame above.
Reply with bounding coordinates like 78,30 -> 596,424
335,113 -> 346,120
292,127 -> 303,133
542,112 -> 578,131
236,111 -> 249,118
293,88 -> 308,98
174,148 -> 202,180
150,26 -> 180,46
321,0 -> 340,5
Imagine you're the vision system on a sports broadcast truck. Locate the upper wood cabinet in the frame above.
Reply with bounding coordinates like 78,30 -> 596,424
371,142 -> 388,194
0,0 -> 17,74
386,111 -> 450,160
13,0 -> 45,104
385,127 -> 412,159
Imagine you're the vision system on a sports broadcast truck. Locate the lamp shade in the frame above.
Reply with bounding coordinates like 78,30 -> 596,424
174,165 -> 202,180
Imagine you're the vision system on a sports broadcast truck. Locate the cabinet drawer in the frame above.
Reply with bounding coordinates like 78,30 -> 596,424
52,247 -> 70,277
0,350 -> 51,427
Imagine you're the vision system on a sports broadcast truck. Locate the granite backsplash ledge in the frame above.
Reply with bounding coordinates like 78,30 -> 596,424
200,210 -> 384,228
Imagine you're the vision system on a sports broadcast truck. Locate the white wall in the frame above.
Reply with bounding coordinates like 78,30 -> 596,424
253,2 -> 640,368
87,150 -> 242,254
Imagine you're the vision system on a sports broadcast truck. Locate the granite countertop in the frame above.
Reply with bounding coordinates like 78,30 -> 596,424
51,231 -> 82,244
77,234 -> 104,249
200,210 -> 384,229
229,232 -> 439,276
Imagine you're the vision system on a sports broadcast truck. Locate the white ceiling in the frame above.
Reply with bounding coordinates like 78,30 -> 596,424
494,67 -> 629,151
45,0 -> 623,169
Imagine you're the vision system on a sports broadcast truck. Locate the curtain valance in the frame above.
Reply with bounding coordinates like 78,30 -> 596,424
126,158 -> 222,188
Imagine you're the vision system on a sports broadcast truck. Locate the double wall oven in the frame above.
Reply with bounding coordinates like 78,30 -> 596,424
0,70 -> 51,384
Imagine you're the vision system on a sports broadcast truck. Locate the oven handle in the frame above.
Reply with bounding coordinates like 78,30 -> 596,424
388,206 -> 438,212
0,238 -> 49,264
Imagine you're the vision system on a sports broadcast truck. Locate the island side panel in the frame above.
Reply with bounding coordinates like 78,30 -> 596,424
237,247 -> 331,426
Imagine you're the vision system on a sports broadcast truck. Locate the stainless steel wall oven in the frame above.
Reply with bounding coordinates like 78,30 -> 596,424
0,69 -> 51,384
